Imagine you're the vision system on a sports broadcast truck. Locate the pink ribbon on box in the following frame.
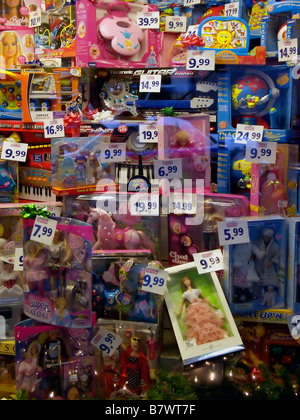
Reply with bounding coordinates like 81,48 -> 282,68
63,112 -> 81,127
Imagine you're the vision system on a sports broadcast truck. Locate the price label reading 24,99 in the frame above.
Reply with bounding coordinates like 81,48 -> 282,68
142,267 -> 168,295
217,219 -> 250,246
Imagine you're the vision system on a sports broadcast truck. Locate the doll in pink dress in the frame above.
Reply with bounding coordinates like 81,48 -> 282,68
23,240 -> 50,298
16,340 -> 41,394
177,276 -> 228,345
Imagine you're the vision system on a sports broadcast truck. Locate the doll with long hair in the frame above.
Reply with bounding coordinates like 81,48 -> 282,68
0,31 -> 22,68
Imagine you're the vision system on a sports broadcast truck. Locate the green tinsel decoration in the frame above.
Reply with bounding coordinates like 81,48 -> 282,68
146,370 -> 198,400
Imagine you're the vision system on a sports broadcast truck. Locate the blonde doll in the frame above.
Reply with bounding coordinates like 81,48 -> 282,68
0,31 -> 22,69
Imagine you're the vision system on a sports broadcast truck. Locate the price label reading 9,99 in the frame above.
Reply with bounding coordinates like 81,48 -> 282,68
166,15 -> 187,32
99,143 -> 126,163
137,12 -> 159,29
91,326 -> 122,356
217,219 -> 250,246
193,249 -> 224,275
245,141 -> 277,164
186,50 -> 216,71
14,248 -> 24,272
1,141 -> 28,162
142,267 -> 168,295
139,74 -> 161,93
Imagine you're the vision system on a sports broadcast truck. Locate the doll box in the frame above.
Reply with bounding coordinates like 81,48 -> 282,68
0,28 -> 34,69
0,0 -> 41,29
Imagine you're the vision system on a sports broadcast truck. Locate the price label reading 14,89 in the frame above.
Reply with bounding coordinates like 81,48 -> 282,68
217,219 -> 250,246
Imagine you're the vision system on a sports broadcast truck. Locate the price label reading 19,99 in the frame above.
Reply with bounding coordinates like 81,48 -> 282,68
1,141 -> 28,162
30,216 -> 58,246
137,12 -> 159,29
44,119 -> 65,139
129,193 -> 159,217
99,143 -> 126,163
278,38 -> 298,62
139,74 -> 161,93
245,141 -> 277,164
193,249 -> 224,275
139,124 -> 158,143
186,50 -> 215,71
91,326 -> 122,356
217,219 -> 250,246
142,267 -> 168,295
235,124 -> 264,144
154,159 -> 182,180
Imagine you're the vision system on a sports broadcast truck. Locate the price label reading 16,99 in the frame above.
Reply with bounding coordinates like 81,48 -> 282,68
217,219 -> 250,246
44,119 -> 65,139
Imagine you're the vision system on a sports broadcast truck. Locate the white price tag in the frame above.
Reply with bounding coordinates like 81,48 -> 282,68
186,50 -> 215,71
91,326 -> 122,356
235,124 -> 264,144
224,2 -> 240,17
217,219 -> 250,246
1,141 -> 28,162
193,249 -> 224,275
169,192 -> 197,214
245,141 -> 277,164
99,143 -> 126,163
137,12 -> 159,29
139,124 -> 158,143
278,38 -> 298,62
166,15 -> 187,32
185,24 -> 199,38
44,119 -> 65,139
184,0 -> 201,6
139,74 -> 161,93
13,248 -> 23,272
287,313 -> 300,340
30,216 -> 58,246
154,159 -> 183,179
142,267 -> 168,295
29,10 -> 41,27
46,206 -> 62,217
129,193 -> 159,216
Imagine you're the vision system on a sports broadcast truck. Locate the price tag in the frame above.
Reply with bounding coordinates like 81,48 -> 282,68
99,143 -> 126,163
166,15 -> 187,33
245,141 -> 277,164
139,124 -> 158,143
129,193 -> 159,216
186,50 -> 215,71
184,0 -> 201,6
1,141 -> 28,162
224,2 -> 240,17
193,249 -> 224,274
142,267 -> 168,295
217,219 -> 250,246
13,248 -> 23,272
235,124 -> 264,144
46,206 -> 62,217
137,12 -> 159,29
278,38 -> 298,62
30,216 -> 57,246
91,326 -> 122,356
169,192 -> 197,214
287,313 -> 300,340
44,119 -> 65,139
154,159 -> 183,180
139,74 -> 161,93
185,24 -> 199,38
29,9 -> 41,27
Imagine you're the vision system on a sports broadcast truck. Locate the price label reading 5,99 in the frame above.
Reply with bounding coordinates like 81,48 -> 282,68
217,219 -> 250,246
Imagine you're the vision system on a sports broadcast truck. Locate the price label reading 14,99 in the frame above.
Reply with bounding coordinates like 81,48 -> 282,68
245,141 -> 277,164
217,219 -> 250,246
139,74 -> 161,93
193,249 -> 224,275
91,326 -> 122,356
186,50 -> 215,71
142,267 -> 168,295
278,38 -> 298,62
44,119 -> 65,139
1,141 -> 28,162
30,216 -> 58,246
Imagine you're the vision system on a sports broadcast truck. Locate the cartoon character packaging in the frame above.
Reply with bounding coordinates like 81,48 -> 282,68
75,0 -> 163,68
22,216 -> 93,328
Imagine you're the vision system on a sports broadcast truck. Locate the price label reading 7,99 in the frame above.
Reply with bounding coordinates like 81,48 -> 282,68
91,326 -> 122,356
193,249 -> 224,275
142,267 -> 168,295
245,141 -> 277,164
30,216 -> 58,246
217,219 -> 250,246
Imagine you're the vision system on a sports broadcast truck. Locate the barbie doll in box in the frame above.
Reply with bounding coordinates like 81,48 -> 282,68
0,31 -> 23,69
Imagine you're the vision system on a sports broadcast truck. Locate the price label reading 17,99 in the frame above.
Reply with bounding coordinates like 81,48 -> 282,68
278,38 -> 298,62
139,124 -> 158,143
142,267 -> 168,295
245,141 -> 277,164
193,249 -> 224,275
1,141 -> 28,162
154,159 -> 183,180
30,216 -> 58,246
137,12 -> 159,29
91,326 -> 122,356
217,219 -> 250,246
139,74 -> 161,93
99,143 -> 126,163
235,124 -> 264,144
224,1 -> 239,17
44,119 -> 65,138
186,50 -> 215,71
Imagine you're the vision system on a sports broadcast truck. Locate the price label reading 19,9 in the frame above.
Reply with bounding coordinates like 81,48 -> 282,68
137,12 -> 159,29
217,219 -> 250,246
235,124 -> 264,144
142,267 -> 168,295
186,50 -> 215,71
139,74 -> 161,93
91,326 -> 122,356
193,249 -> 224,275
154,159 -> 182,180
44,119 -> 65,138
129,193 -> 159,217
1,141 -> 28,162
278,38 -> 298,62
139,124 -> 158,143
99,143 -> 126,163
245,141 -> 277,164
166,15 -> 187,32
30,216 -> 58,246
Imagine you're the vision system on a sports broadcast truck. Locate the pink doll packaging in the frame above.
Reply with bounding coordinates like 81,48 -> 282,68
0,28 -> 35,69
75,0 -> 163,68
0,0 -> 41,28
22,216 -> 93,328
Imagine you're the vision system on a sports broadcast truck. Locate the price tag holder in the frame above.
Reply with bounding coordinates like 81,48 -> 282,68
99,143 -> 126,163
154,159 -> 183,180
1,141 -> 28,162
46,206 -> 62,217
245,141 -> 277,164
169,192 -> 197,214
139,124 -> 158,143
29,9 -> 41,27
235,124 -> 264,144
278,38 -> 298,62
185,24 -> 199,38
224,2 -> 239,17
137,12 -> 159,29
166,15 -> 187,32
139,74 -> 161,93
44,119 -> 65,139
193,249 -> 224,275
184,0 -> 201,6
142,267 -> 168,295
217,219 -> 250,246
91,326 -> 122,356
186,50 -> 215,71
14,248 -> 23,272
129,193 -> 159,216
30,216 -> 58,246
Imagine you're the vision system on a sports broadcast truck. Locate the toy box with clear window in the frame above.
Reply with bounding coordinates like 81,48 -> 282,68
223,216 -> 287,313
0,139 -> 18,203
75,0 -> 163,68
0,28 -> 35,69
0,0 -> 41,29
96,319 -> 160,399
22,216 -> 93,328
15,319 -> 98,400
148,0 -> 193,32
0,70 -> 22,120
287,217 -> 300,314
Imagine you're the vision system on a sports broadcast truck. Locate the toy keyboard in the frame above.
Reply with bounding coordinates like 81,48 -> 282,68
19,166 -> 56,202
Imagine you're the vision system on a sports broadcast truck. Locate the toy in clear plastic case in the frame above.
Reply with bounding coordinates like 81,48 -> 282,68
0,260 -> 22,302
0,70 -> 22,120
